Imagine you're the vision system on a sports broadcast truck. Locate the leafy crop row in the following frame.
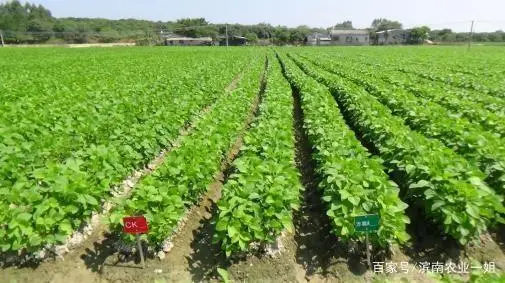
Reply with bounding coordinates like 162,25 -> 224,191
213,55 -> 302,256
307,47 -> 505,98
298,52 -> 505,120
363,67 -> 505,137
387,58 -> 504,83
396,65 -> 505,99
295,55 -> 505,196
0,48 -> 255,253
288,53 -> 505,244
278,53 -> 410,247
108,54 -> 266,247
383,70 -> 505,117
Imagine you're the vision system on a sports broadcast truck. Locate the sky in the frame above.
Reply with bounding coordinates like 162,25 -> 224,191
18,0 -> 505,32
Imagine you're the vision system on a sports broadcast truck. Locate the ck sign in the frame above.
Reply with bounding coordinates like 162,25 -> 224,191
123,216 -> 149,234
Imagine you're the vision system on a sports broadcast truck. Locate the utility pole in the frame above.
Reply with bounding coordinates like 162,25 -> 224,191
0,30 -> 5,47
467,20 -> 474,50
225,24 -> 229,48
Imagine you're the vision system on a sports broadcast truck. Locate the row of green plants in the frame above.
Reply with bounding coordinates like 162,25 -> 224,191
388,57 -> 504,83
312,48 -> 505,99
303,52 -> 505,121
396,65 -> 505,99
352,62 -> 505,137
295,54 -> 505,196
300,51 -> 505,120
378,52 -> 503,87
382,72 -> 505,137
212,54 -> 302,256
108,55 -> 265,247
0,48 -> 254,253
383,69 -> 505,117
278,53 -> 410,247
288,53 -> 505,245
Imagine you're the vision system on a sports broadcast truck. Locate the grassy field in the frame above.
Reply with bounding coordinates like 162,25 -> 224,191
1,46 -> 505,282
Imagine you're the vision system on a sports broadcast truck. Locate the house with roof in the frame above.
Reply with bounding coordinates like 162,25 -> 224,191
375,29 -> 410,45
218,35 -> 247,46
161,32 -> 213,46
164,36 -> 213,46
330,29 -> 370,45
305,33 -> 332,46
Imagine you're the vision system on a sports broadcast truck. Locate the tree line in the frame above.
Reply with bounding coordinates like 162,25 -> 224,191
1,1 -> 504,45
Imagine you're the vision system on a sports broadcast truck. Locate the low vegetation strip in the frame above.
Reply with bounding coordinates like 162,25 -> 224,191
396,65 -> 505,99
108,54 -> 266,248
0,48 -> 253,255
312,47 -> 505,98
278,53 -> 410,247
299,52 -> 505,122
213,54 -> 302,256
306,53 -> 505,137
289,53 -> 505,245
381,73 -> 505,136
380,70 -> 505,117
294,55 -> 505,196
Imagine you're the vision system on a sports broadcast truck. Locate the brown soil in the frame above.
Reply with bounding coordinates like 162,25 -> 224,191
491,225 -> 505,255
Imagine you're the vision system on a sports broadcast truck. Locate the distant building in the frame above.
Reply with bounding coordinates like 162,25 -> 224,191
330,29 -> 370,45
376,29 -> 410,45
305,33 -> 332,46
164,36 -> 213,46
219,36 -> 247,46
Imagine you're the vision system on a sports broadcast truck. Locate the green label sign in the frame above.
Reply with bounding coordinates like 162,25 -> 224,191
354,214 -> 380,232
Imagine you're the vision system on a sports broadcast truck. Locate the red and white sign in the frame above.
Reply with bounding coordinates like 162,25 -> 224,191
123,216 -> 149,234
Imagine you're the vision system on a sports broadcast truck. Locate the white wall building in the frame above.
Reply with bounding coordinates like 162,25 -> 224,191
305,33 -> 332,46
330,29 -> 370,45
376,29 -> 410,44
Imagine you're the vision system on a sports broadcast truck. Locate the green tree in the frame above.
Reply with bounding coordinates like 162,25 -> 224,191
0,0 -> 54,43
289,29 -> 306,43
245,32 -> 258,44
430,29 -> 458,42
173,18 -> 218,38
98,26 -> 120,43
253,23 -> 274,39
371,18 -> 403,31
273,26 -> 290,45
409,26 -> 430,44
27,19 -> 53,42
176,18 -> 208,27
333,21 -> 354,30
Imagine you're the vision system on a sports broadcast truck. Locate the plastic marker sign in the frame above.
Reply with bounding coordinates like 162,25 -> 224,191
123,216 -> 149,268
123,216 -> 149,234
354,213 -> 380,269
354,214 -> 379,233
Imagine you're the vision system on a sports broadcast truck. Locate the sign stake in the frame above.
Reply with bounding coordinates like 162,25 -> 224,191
136,233 -> 146,269
365,232 -> 371,268
354,214 -> 379,270
123,216 -> 149,269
